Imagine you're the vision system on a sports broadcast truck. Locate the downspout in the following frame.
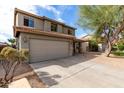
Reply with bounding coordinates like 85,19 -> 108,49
73,40 -> 75,56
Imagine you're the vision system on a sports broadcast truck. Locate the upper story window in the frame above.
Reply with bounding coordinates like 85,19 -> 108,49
51,23 -> 57,32
24,17 -> 34,27
68,30 -> 73,35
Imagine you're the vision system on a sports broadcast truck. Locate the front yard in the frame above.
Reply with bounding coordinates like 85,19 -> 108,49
0,63 -> 45,88
0,52 -> 124,88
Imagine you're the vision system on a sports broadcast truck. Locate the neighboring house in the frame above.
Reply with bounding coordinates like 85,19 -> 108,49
81,35 -> 92,52
0,42 -> 8,52
81,35 -> 106,52
13,8 -> 84,63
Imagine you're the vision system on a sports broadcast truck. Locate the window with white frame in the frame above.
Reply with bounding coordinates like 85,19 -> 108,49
24,17 -> 34,27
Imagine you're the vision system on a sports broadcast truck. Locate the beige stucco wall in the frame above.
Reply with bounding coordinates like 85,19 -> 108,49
18,33 -> 29,49
57,24 -> 63,33
16,13 -> 75,36
81,42 -> 89,53
63,27 -> 68,34
44,20 -> 51,31
16,12 -> 75,35
16,13 -> 23,26
16,13 -> 44,30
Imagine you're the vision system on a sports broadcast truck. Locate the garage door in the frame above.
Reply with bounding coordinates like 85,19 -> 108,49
29,39 -> 69,63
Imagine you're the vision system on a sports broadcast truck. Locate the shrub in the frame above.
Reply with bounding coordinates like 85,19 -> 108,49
19,49 -> 29,62
117,44 -> 124,51
89,40 -> 98,51
112,51 -> 124,56
1,47 -> 18,62
0,47 -> 29,87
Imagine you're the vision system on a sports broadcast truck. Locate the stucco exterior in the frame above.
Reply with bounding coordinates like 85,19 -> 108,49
15,11 -> 75,36
19,32 -> 73,46
14,8 -> 83,63
44,20 -> 51,31
57,24 -> 63,33
18,32 -> 73,54
81,42 -> 89,53
16,13 -> 44,30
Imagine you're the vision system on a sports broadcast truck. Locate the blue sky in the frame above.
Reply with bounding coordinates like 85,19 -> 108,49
0,5 -> 89,42
33,5 -> 88,38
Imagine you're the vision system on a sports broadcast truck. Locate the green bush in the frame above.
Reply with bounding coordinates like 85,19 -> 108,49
1,47 -> 18,62
112,51 -> 124,56
19,49 -> 29,61
117,44 -> 124,51
89,40 -> 98,51
0,47 -> 29,87
0,47 -> 29,62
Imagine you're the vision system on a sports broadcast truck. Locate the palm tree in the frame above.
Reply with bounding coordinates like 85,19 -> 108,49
78,5 -> 124,57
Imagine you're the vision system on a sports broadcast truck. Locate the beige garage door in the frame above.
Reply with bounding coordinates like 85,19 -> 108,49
29,39 -> 69,63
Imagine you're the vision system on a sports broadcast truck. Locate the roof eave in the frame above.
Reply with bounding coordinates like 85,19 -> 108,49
14,8 -> 76,30
14,26 -> 76,40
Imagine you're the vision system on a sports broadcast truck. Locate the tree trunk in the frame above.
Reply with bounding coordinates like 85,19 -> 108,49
9,61 -> 20,82
105,41 -> 112,57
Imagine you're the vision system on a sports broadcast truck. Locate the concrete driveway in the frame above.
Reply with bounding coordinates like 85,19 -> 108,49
30,52 -> 124,88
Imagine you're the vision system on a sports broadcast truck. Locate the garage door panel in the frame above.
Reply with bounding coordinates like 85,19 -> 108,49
30,39 -> 69,62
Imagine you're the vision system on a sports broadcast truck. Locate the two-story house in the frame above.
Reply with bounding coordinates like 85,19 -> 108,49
13,8 -> 83,63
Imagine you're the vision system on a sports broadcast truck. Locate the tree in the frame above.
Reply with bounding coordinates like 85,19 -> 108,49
120,31 -> 124,39
78,6 -> 124,57
0,47 -> 29,87
7,38 -> 16,48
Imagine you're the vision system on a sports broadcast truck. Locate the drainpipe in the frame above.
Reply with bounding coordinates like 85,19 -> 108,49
73,41 -> 75,56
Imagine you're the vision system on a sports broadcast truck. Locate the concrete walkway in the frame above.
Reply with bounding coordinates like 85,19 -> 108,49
9,78 -> 31,88
30,52 -> 124,88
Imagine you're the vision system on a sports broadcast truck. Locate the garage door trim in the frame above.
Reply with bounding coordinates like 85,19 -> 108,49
29,38 -> 70,63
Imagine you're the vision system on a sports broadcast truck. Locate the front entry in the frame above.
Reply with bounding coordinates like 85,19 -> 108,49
73,41 -> 82,55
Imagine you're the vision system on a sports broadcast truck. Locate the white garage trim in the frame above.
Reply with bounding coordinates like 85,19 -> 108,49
29,39 -> 70,63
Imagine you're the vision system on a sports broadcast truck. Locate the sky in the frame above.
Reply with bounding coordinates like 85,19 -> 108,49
0,5 -> 89,42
